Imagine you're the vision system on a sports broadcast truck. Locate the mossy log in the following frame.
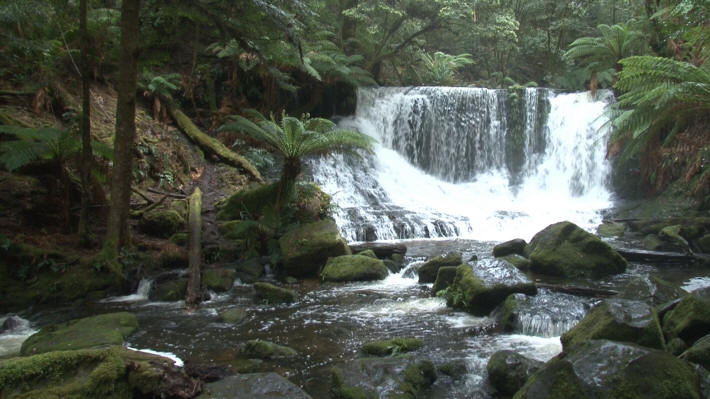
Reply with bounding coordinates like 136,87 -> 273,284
185,187 -> 202,309
166,103 -> 262,182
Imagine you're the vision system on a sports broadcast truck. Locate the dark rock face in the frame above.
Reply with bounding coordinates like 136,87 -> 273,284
417,252 -> 462,283
486,350 -> 542,396
493,238 -> 527,257
680,334 -> 710,370
561,298 -> 665,350
197,373 -> 312,399
525,221 -> 627,279
242,339 -> 298,360
1,316 -> 24,333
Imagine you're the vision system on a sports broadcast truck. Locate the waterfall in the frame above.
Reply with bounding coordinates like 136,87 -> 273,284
310,87 -> 614,242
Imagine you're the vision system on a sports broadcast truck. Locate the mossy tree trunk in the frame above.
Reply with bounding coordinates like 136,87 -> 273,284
78,0 -> 92,241
104,0 -> 140,259
275,157 -> 301,211
185,187 -> 202,309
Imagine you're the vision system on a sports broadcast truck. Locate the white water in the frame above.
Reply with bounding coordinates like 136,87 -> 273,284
101,278 -> 153,303
0,315 -> 37,357
311,87 -> 614,242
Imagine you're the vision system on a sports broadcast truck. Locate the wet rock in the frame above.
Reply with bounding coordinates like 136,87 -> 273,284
618,275 -> 687,307
663,287 -> 710,346
333,357 -> 435,399
197,372 -> 312,399
643,233 -> 687,253
680,334 -> 710,370
218,308 -> 247,324
486,350 -> 543,396
279,220 -> 350,277
330,367 -> 377,399
597,221 -> 626,238
510,357 -> 587,399
493,238 -> 527,257
139,209 -> 184,238
1,316 -> 24,333
184,363 -> 232,382
243,339 -> 298,360
437,360 -> 468,379
659,225 -> 692,253
525,221 -> 627,279
254,282 -> 298,304
216,183 -> 278,221
698,234 -> 710,253
431,266 -> 458,295
217,220 -> 271,252
150,277 -> 188,301
356,249 -> 378,258
667,337 -> 689,355
202,268 -> 235,292
445,264 -> 536,316
561,298 -> 664,350
20,312 -> 138,355
230,257 -> 263,283
321,255 -> 388,282
500,254 -> 531,271
417,252 -> 462,283
361,338 -> 424,357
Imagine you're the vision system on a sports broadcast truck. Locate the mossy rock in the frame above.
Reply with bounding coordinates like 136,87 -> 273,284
321,255 -> 388,282
361,338 -> 424,357
149,278 -> 187,301
525,221 -> 627,279
169,232 -> 189,247
680,334 -> 710,370
487,350 -> 543,396
394,360 -> 436,399
254,281 -> 297,304
659,224 -> 691,253
279,220 -> 350,277
618,275 -> 687,307
139,209 -> 184,238
698,234 -> 710,253
330,367 -> 377,399
662,288 -> 710,346
610,351 -> 702,399
356,249 -> 378,259
445,265 -> 536,316
243,339 -> 297,360
560,298 -> 665,350
431,266 -> 458,295
217,183 -> 278,221
417,252 -> 462,283
197,372 -> 312,399
231,258 -> 264,283
20,312 -> 138,356
332,357 -> 432,399
512,357 -> 587,399
596,222 -> 627,238
218,308 -> 247,324
202,268 -> 235,292
493,239 -> 527,257
500,254 -> 531,271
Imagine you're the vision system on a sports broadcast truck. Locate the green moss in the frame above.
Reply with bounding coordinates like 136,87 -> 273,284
663,292 -> 710,345
243,339 -> 297,360
499,294 -> 521,331
611,352 -> 701,399
279,220 -> 350,277
149,278 -> 187,301
218,308 -> 247,324
680,334 -> 710,369
393,361 -> 436,399
217,183 -> 278,221
139,209 -> 184,238
431,266 -> 458,295
253,281 -> 298,304
445,265 -> 536,316
321,255 -> 388,282
202,268 -> 235,292
356,249 -> 377,259
20,312 -> 138,356
417,253 -> 461,283
513,358 -> 586,399
597,222 -> 627,238
361,338 -> 424,357
500,254 -> 531,271
330,367 -> 377,399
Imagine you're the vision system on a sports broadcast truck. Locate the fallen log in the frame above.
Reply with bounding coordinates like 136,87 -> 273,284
185,187 -> 203,309
615,248 -> 700,265
349,242 -> 407,258
166,103 -> 262,182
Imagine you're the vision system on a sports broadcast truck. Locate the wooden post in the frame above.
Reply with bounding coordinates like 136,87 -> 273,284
185,187 -> 203,309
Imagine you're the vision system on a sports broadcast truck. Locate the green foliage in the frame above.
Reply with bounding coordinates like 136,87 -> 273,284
417,51 -> 473,85
612,56 -> 710,162
139,71 -> 181,100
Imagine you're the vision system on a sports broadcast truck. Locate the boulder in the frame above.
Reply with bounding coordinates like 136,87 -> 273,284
321,255 -> 388,282
618,275 -> 687,307
20,312 -> 138,356
515,340 -> 703,399
139,209 -> 184,238
332,357 -> 435,399
1,316 -> 25,333
218,308 -> 247,324
525,221 -> 627,279
698,234 -> 710,253
356,249 -> 378,258
279,220 -> 350,277
445,265 -> 536,316
217,183 -> 278,221
361,338 -> 424,357
663,288 -> 710,346
254,282 -> 298,304
431,266 -> 458,295
680,334 -> 710,370
486,350 -> 543,396
500,254 -> 531,271
659,225 -> 692,253
202,268 -> 235,292
493,239 -> 527,257
560,298 -> 665,350
243,339 -> 298,360
349,242 -> 407,258
417,252 -> 462,283
150,278 -> 188,301
596,222 -> 626,238
231,257 -> 264,283
197,373 -> 312,399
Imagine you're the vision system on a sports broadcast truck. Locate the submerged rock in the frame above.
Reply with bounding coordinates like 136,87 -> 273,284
150,277 -> 188,301
253,282 -> 298,304
198,372 -> 312,399
525,221 -> 627,279
417,252 -> 462,283
445,264 -> 536,316
487,350 -> 542,396
662,287 -> 710,346
230,257 -> 264,283
321,255 -> 388,282
332,357 -> 436,399
279,220 -> 350,277
361,338 -> 424,357
243,339 -> 298,360
431,266 -> 458,295
218,308 -> 247,324
493,238 -> 527,257
20,312 -> 138,355
560,298 -> 664,350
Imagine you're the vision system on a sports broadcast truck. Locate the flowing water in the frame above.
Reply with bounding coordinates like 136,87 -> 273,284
3,87 -> 710,397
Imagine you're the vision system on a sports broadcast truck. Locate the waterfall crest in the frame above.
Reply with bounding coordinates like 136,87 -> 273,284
310,87 -> 614,242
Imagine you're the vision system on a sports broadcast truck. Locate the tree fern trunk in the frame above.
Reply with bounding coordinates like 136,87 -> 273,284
185,188 -> 202,309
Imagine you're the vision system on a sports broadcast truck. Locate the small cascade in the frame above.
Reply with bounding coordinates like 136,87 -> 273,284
102,278 -> 153,303
506,291 -> 592,338
0,315 -> 37,357
310,87 -> 614,242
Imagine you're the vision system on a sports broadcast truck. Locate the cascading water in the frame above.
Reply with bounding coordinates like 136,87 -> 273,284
310,87 -> 614,242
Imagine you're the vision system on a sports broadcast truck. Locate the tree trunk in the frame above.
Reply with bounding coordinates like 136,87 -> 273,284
104,0 -> 140,259
275,158 -> 301,210
185,187 -> 202,309
78,0 -> 92,241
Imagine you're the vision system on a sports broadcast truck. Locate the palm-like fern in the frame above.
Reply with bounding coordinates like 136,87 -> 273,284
611,56 -> 710,162
418,51 -> 474,85
219,110 -> 374,207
